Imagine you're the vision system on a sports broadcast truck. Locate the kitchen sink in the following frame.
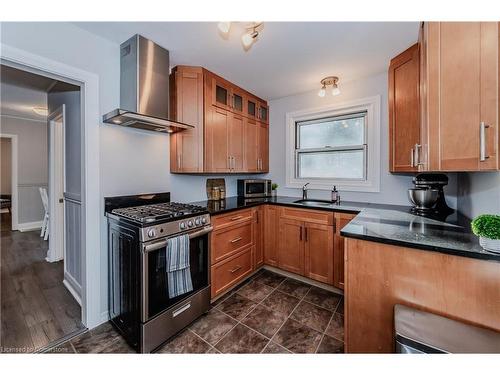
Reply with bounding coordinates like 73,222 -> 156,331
293,199 -> 335,207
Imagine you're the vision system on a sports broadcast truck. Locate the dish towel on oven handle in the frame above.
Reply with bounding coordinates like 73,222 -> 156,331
165,234 -> 193,298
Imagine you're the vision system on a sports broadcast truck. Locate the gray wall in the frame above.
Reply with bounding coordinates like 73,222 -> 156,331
0,115 -> 48,224
267,72 -> 458,207
457,172 -> 500,219
1,138 -> 12,195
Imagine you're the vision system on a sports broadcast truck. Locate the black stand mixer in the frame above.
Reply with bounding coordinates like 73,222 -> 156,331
408,173 -> 454,217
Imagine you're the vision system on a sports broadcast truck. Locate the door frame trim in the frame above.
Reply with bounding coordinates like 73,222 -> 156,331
46,105 -> 66,263
0,133 -> 19,231
1,43 -> 102,329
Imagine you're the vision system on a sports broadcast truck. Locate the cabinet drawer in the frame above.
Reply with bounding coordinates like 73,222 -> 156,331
211,221 -> 253,264
280,207 -> 333,225
211,248 -> 253,298
212,208 -> 253,230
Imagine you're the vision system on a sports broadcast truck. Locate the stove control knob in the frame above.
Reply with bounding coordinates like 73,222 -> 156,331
187,220 -> 194,228
201,217 -> 207,224
147,228 -> 157,238
180,222 -> 186,230
195,218 -> 201,226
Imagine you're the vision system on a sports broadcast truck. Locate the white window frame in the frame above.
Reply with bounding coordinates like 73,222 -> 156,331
285,95 -> 381,192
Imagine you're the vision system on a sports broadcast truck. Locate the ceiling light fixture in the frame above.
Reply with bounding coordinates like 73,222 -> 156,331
32,107 -> 48,116
217,22 -> 263,51
318,76 -> 341,97
217,22 -> 231,35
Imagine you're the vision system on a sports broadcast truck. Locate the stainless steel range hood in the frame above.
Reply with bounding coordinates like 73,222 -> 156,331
102,34 -> 193,133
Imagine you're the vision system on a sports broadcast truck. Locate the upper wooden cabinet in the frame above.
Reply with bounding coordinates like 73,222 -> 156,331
388,43 -> 420,173
169,66 -> 204,173
170,66 -> 269,174
390,22 -> 500,173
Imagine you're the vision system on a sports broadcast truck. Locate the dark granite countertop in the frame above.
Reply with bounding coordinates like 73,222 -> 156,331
189,196 -> 500,262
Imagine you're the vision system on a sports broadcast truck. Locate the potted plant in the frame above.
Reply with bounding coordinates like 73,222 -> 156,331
271,183 -> 279,197
471,214 -> 500,254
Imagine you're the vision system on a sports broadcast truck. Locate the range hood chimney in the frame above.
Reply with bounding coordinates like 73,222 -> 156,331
102,34 -> 193,133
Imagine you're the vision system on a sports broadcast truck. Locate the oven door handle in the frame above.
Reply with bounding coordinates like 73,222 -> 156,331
142,225 -> 213,253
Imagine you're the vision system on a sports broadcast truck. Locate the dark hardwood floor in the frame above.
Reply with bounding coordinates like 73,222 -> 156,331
1,212 -> 83,353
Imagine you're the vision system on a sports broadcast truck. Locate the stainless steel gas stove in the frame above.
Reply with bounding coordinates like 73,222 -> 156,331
104,193 -> 212,353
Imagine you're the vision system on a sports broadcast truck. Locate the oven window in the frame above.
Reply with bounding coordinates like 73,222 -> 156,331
246,182 -> 265,195
147,234 -> 208,319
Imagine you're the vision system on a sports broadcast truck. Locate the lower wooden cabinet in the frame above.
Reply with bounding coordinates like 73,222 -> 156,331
211,247 -> 253,297
210,205 -> 355,299
333,213 -> 357,290
278,218 -> 305,275
263,205 -> 279,267
254,207 -> 264,268
304,222 -> 334,285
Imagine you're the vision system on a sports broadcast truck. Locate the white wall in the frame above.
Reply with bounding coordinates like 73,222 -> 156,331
1,137 -> 12,195
457,172 -> 500,219
268,72 -> 458,207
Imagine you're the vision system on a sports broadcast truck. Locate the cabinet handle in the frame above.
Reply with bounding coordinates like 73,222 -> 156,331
299,226 -> 303,241
230,215 -> 243,221
230,265 -> 242,273
410,147 -> 415,167
230,237 -> 242,243
178,155 -> 181,169
480,122 -> 490,162
414,143 -> 423,166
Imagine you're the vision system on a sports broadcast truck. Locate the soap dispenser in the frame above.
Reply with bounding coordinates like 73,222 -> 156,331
331,185 -> 338,202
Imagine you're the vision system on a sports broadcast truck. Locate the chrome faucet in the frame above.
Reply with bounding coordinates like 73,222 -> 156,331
302,183 -> 310,200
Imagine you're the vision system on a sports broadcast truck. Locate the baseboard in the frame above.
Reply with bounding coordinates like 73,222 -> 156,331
17,220 -> 43,232
63,278 -> 82,306
262,265 -> 344,295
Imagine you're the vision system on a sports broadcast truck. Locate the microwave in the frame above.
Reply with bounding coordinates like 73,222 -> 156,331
237,179 -> 272,198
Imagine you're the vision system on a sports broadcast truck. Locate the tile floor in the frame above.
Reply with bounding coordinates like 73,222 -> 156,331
53,269 -> 344,354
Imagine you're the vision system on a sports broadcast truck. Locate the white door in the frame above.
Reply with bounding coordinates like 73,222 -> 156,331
47,105 -> 65,262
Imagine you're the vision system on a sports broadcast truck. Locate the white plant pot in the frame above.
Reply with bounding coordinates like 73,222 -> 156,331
271,190 -> 277,197
479,237 -> 500,254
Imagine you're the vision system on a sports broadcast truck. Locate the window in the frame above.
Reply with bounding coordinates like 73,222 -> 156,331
296,112 -> 367,180
285,96 -> 381,192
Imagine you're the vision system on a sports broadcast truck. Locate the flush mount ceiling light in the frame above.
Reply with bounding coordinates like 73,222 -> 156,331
217,22 -> 263,51
318,76 -> 341,97
32,107 -> 48,116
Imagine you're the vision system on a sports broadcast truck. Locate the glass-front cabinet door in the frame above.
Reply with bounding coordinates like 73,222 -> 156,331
258,102 -> 269,123
230,87 -> 245,114
211,76 -> 231,111
247,98 -> 257,119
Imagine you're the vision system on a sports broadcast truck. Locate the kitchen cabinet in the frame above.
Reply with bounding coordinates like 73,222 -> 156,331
244,117 -> 259,172
278,217 -> 305,275
228,112 -> 245,172
257,121 -> 269,172
388,43 -> 420,173
169,66 -> 204,173
277,208 -> 335,282
254,207 -> 264,268
263,205 -> 279,267
210,208 -> 255,298
304,222 -> 334,284
344,238 -> 500,353
419,22 -> 499,171
333,212 -> 356,290
205,106 -> 231,173
257,100 -> 269,123
170,66 -> 269,174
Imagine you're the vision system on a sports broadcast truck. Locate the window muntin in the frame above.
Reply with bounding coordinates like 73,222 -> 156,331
295,112 -> 367,180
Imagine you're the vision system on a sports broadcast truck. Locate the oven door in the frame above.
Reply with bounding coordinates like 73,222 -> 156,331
141,225 -> 212,322
245,181 -> 266,197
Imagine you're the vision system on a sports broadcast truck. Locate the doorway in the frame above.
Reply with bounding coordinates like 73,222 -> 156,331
0,64 -> 85,352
